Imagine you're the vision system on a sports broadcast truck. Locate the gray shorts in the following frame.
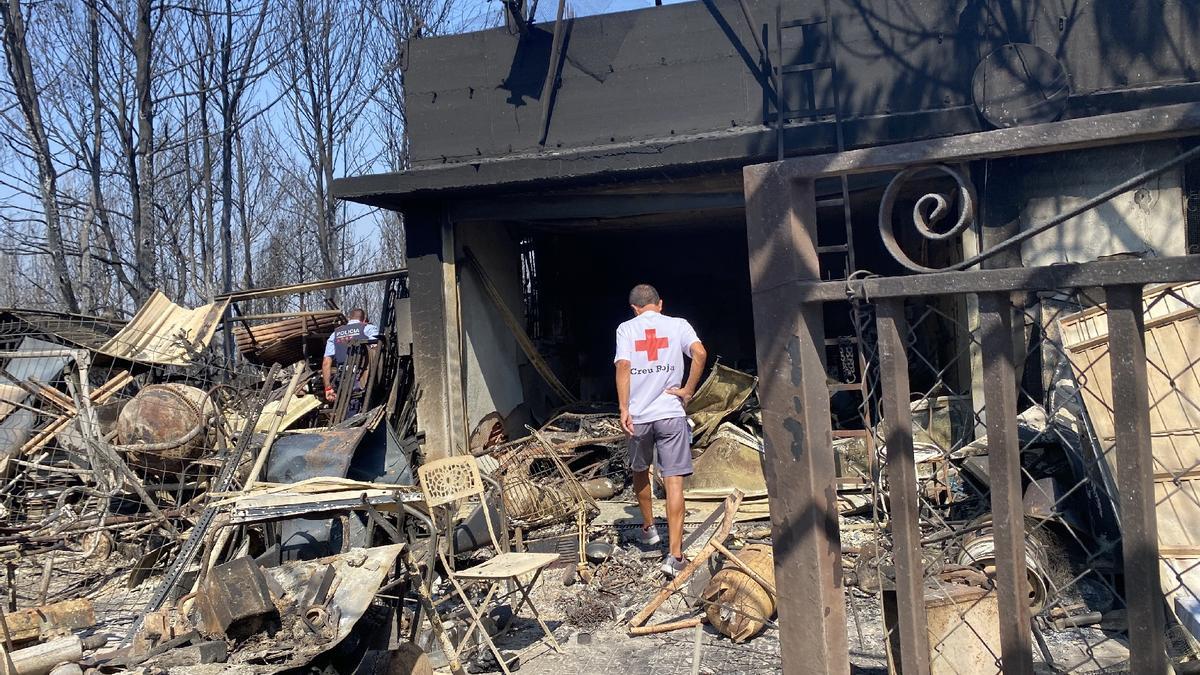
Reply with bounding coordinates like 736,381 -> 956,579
628,416 -> 693,478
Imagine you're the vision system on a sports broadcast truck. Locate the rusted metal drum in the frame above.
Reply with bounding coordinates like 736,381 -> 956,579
958,523 -> 1050,613
703,543 -> 776,642
117,384 -> 215,471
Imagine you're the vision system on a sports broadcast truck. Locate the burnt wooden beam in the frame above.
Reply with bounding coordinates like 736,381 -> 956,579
793,255 -> 1200,304
1106,284 -> 1168,673
332,118 -> 849,203
748,101 -> 1200,182
978,292 -> 1034,675
537,0 -> 568,146
216,268 -> 407,303
876,298 -> 932,674
448,192 -> 746,222
337,102 -> 1200,207
444,173 -> 890,223
404,204 -> 464,460
744,167 -> 848,674
502,0 -> 528,35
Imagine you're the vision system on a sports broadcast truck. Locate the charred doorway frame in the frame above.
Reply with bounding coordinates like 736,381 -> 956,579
742,101 -> 1200,674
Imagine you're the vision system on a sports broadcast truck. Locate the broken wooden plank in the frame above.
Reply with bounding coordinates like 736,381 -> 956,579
216,268 -> 406,303
629,490 -> 743,632
401,548 -> 465,675
15,370 -> 130,458
198,367 -> 307,584
5,636 -> 82,675
0,599 -> 95,643
629,617 -> 702,636
711,541 -> 777,597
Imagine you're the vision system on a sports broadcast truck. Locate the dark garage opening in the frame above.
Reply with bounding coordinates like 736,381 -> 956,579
519,215 -> 757,405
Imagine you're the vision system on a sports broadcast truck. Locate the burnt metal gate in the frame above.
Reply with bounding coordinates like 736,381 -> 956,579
743,102 -> 1200,674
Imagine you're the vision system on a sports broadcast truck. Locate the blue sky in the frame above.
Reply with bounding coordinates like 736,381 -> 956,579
0,0 -> 698,306
464,0 -> 691,31
550,0 -> 688,16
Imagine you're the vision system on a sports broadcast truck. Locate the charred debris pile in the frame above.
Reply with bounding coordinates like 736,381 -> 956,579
0,280 -> 1182,674
0,279 -> 427,674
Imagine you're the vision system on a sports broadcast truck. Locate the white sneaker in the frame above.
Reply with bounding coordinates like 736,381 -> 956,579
660,554 -> 687,577
638,525 -> 661,546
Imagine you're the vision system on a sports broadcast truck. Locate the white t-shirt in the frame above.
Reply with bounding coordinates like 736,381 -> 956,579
614,311 -> 700,424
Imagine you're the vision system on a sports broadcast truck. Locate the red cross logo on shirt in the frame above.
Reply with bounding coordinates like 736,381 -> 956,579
634,329 -> 669,361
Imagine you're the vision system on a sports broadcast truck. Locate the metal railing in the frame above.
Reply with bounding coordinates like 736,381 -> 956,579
742,104 -> 1200,674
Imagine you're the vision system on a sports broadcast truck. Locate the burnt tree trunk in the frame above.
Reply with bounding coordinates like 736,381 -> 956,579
86,0 -> 137,305
133,0 -> 155,300
0,0 -> 80,312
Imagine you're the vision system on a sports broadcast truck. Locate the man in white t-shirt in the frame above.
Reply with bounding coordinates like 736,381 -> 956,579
614,284 -> 707,577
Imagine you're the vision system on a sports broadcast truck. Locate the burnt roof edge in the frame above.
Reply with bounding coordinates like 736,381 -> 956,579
335,82 -> 1200,209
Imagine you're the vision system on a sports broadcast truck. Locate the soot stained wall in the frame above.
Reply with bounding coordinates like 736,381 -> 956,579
403,0 -> 1200,168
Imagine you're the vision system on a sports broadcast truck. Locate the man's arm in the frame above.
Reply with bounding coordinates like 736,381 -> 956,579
684,340 -> 708,392
322,356 -> 336,401
322,333 -> 337,400
616,359 -> 633,435
666,340 -> 707,405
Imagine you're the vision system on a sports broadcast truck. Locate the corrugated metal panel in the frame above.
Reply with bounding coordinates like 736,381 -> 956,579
2,336 -> 73,393
0,337 -> 73,457
232,313 -> 343,366
99,291 -> 228,365
226,394 -> 323,435
0,309 -> 124,350
264,427 -> 370,561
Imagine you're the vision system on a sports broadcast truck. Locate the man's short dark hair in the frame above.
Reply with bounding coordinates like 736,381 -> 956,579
349,308 -> 366,321
628,284 -> 660,307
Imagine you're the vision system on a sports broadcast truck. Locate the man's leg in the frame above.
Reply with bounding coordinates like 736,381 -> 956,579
627,423 -> 657,538
663,475 -> 685,559
633,469 -> 654,533
348,379 -> 364,417
655,417 -> 694,562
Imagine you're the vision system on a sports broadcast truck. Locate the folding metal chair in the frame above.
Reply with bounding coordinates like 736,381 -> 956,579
418,455 -> 561,674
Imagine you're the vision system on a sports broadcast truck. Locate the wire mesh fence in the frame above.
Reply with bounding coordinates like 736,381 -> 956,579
0,299 -> 419,645
829,279 -> 1200,673
0,314 -> 281,634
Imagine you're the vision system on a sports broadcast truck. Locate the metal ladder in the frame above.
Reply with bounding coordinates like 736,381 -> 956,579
773,2 -> 854,269
774,2 -> 874,486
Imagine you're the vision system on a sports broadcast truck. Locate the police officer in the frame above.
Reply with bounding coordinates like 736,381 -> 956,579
322,308 -> 379,413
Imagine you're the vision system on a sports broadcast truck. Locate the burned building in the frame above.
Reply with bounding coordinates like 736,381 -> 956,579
335,0 -> 1200,671
336,0 -> 1200,459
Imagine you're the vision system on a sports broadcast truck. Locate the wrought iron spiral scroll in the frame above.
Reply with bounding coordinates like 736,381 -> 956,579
878,163 -> 977,273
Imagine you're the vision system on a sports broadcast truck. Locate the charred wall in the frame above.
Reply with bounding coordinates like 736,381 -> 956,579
403,0 -> 1200,168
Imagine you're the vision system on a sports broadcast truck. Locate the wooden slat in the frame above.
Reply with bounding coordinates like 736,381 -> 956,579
14,370 -> 131,457
463,247 -> 576,404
